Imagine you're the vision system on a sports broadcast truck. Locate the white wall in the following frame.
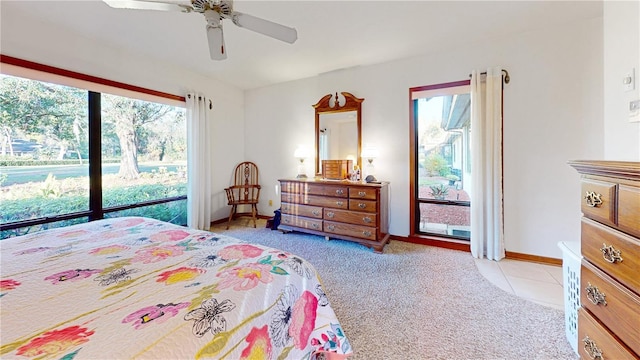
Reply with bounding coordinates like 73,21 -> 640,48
245,16 -> 604,259
1,8 -> 246,222
603,1 -> 640,160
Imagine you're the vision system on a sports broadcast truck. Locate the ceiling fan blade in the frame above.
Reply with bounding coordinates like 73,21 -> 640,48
231,12 -> 297,44
206,25 -> 227,60
102,0 -> 190,12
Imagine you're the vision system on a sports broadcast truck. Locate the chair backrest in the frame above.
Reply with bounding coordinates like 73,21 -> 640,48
231,162 -> 260,203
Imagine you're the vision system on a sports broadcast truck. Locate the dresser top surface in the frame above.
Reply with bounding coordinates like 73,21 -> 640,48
568,160 -> 640,180
279,178 -> 389,187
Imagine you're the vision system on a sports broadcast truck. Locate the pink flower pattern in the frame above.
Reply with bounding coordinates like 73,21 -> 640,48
1,279 -> 21,291
218,244 -> 264,260
45,269 -> 102,284
16,325 -> 94,357
149,230 -> 191,242
217,263 -> 274,291
123,302 -> 190,329
240,325 -> 272,359
289,290 -> 318,349
132,245 -> 184,263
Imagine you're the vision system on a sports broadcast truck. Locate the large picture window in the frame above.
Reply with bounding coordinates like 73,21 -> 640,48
0,73 -> 187,239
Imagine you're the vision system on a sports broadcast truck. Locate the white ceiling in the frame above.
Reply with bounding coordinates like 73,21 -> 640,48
1,0 -> 602,90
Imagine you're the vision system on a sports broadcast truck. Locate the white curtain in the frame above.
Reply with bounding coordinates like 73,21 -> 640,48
470,67 -> 505,260
186,93 -> 212,230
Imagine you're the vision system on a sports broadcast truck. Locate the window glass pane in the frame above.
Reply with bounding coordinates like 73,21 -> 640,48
417,94 -> 470,201
1,75 -> 89,225
418,202 -> 470,239
0,217 -> 88,240
104,200 -> 187,225
101,93 -> 187,210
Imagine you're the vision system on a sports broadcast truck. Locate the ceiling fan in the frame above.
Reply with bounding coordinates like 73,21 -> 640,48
102,0 -> 298,60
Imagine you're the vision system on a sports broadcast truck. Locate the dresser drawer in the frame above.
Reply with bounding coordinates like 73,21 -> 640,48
280,181 -> 300,194
578,308 -> 639,360
582,217 -> 640,293
349,187 -> 378,200
581,261 -> 640,354
324,208 -> 377,227
280,214 -> 323,232
306,184 -> 349,198
349,199 -> 377,213
324,221 -> 377,241
281,192 -> 302,204
303,195 -> 347,209
618,184 -> 640,238
580,179 -> 617,227
281,203 -> 323,219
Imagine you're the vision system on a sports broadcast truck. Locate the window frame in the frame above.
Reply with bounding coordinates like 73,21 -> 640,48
408,80 -> 472,249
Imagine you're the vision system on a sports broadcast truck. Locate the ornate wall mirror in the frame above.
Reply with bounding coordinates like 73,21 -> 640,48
313,92 -> 364,175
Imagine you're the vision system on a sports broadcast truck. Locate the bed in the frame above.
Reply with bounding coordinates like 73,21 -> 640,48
0,217 -> 352,359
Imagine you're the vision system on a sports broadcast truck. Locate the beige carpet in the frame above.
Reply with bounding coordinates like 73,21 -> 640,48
214,219 -> 577,360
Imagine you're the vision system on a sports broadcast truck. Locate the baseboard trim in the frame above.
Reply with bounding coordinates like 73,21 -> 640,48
390,234 -> 470,252
392,235 -> 561,266
505,251 -> 562,266
210,214 -> 270,227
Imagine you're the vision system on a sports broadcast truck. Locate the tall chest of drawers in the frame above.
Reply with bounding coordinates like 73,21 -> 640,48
569,161 -> 640,360
278,179 -> 390,253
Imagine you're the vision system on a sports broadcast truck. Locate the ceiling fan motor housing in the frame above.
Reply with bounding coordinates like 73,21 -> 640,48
191,0 -> 233,15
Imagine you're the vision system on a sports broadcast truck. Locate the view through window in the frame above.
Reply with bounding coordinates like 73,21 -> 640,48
413,84 -> 471,240
0,74 -> 187,239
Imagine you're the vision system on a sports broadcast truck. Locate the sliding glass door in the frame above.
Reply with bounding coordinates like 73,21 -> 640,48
411,82 -> 471,241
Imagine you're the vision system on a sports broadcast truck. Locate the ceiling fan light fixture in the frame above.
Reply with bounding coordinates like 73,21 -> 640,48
231,12 -> 297,44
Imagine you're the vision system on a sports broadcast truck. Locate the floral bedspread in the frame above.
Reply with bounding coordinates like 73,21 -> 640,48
0,217 -> 351,359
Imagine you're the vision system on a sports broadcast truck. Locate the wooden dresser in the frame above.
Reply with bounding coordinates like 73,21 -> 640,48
568,161 -> 640,360
278,178 -> 390,252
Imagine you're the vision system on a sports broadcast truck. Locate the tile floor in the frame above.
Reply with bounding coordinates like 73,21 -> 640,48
215,218 -> 566,311
474,257 -> 565,310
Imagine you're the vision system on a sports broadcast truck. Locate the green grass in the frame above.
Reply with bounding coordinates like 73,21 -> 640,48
1,171 -> 187,239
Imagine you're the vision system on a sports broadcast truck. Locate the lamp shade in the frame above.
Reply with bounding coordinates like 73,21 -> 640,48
294,146 -> 310,159
361,146 -> 379,159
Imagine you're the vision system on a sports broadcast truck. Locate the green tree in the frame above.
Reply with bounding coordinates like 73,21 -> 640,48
0,75 -> 87,161
102,95 -> 172,179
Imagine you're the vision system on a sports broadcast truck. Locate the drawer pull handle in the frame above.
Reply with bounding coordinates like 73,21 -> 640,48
584,191 -> 603,208
310,223 -> 319,229
326,212 -> 335,218
336,189 -> 344,195
585,283 -> 607,306
358,203 -> 367,209
363,230 -> 372,237
600,243 -> 623,264
312,210 -> 320,216
582,336 -> 603,360
336,201 -> 344,206
283,218 -> 290,224
327,225 -> 335,231
358,191 -> 367,197
363,217 -> 372,223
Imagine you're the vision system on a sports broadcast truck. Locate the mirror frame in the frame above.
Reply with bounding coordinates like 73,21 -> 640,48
313,92 -> 364,176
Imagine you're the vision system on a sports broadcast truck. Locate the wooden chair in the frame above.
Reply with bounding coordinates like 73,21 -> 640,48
224,162 -> 261,229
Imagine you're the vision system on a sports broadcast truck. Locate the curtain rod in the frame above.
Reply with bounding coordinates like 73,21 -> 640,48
469,69 -> 510,84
